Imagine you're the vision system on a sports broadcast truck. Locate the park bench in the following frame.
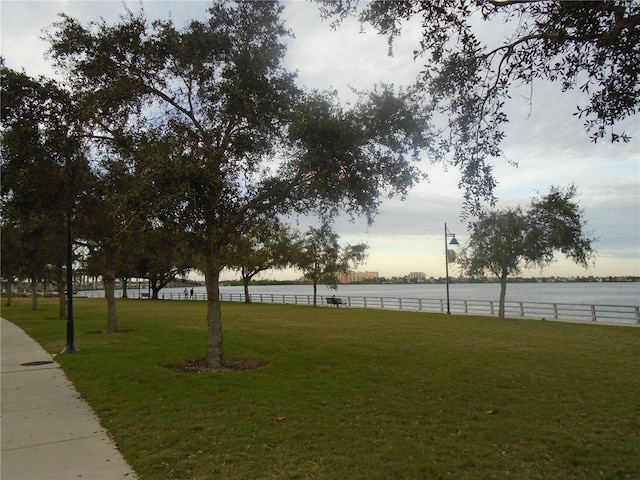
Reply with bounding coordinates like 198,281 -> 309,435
326,296 -> 343,307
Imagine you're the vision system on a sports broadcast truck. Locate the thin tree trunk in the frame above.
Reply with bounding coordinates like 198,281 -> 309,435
121,277 -> 128,298
30,276 -> 38,311
313,281 -> 318,307
242,271 -> 252,304
498,269 -> 508,319
104,264 -> 118,333
205,256 -> 223,369
5,280 -> 13,307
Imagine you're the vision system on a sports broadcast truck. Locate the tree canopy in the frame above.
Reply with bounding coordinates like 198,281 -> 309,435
222,217 -> 300,303
295,222 -> 368,306
319,0 -> 640,210
0,64 -> 89,315
457,185 -> 595,318
46,1 -> 432,367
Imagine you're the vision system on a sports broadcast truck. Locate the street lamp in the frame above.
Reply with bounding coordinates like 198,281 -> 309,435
61,192 -> 79,353
444,222 -> 459,315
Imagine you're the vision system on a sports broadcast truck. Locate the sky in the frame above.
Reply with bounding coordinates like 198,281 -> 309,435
2,0 -> 639,280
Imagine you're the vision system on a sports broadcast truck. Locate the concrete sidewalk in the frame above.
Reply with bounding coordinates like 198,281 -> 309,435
1,318 -> 137,480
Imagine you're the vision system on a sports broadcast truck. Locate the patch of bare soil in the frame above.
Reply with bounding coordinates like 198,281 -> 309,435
87,329 -> 135,334
165,358 -> 263,374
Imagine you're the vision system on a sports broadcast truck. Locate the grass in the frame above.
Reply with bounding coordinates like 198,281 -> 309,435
2,297 -> 639,479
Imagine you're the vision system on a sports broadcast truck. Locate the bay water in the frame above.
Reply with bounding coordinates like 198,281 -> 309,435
98,282 -> 640,306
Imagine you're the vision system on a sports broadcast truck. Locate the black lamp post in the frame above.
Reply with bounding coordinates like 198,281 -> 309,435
61,206 -> 79,353
61,150 -> 78,354
444,222 -> 459,315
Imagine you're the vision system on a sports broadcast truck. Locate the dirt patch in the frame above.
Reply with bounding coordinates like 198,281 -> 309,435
165,358 -> 263,374
87,329 -> 135,334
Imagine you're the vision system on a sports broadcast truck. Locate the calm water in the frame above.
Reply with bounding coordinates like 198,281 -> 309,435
113,282 -> 640,306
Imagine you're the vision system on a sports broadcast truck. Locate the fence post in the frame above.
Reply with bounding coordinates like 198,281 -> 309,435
399,298 -> 403,310
464,300 -> 468,313
553,304 -> 558,319
519,302 -> 524,317
490,301 -> 494,316
381,298 -> 384,308
418,299 -> 422,311
591,305 -> 597,322
635,307 -> 639,324
440,299 -> 444,312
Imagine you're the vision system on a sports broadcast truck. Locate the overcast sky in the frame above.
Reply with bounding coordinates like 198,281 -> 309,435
2,0 -> 639,280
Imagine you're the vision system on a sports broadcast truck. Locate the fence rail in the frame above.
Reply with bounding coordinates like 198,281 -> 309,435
129,291 -> 640,325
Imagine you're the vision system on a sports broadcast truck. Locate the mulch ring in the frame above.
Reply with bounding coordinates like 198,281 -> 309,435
165,358 -> 263,374
87,329 -> 135,334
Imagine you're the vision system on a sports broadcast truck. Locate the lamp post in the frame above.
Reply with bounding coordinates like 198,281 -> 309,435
61,181 -> 78,353
61,143 -> 79,354
444,222 -> 459,315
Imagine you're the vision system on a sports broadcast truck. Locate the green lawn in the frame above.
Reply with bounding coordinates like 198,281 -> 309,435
3,297 -> 639,479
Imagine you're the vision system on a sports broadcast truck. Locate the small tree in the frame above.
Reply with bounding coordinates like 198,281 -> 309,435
128,223 -> 193,300
223,218 -> 300,303
295,223 -> 368,306
458,185 -> 595,319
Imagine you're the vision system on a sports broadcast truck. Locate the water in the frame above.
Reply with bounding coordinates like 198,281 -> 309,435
105,282 -> 639,306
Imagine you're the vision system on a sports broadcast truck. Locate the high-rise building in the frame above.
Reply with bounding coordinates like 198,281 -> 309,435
337,271 -> 379,283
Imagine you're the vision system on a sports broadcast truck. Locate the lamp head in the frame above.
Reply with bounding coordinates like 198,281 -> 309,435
449,235 -> 459,245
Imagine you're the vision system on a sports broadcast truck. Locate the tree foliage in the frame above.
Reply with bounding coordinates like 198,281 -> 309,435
0,65 -> 88,315
295,222 -> 368,306
47,2 -> 429,367
457,185 -> 595,318
319,0 -> 640,210
222,217 -> 300,303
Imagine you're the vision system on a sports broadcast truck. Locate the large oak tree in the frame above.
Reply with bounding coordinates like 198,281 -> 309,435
48,1 -> 433,367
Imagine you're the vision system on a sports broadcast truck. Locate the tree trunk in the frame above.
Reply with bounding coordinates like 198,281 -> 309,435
498,269 -> 508,319
122,277 -> 128,298
242,272 -> 252,304
5,280 -> 13,307
205,256 -> 224,369
58,265 -> 67,319
104,264 -> 118,333
313,281 -> 318,307
151,278 -> 162,300
30,276 -> 38,311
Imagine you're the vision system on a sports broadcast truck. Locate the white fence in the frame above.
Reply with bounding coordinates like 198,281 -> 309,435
141,291 -> 640,325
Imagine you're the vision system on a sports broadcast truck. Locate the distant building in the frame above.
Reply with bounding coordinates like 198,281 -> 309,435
337,271 -> 379,283
408,272 -> 426,280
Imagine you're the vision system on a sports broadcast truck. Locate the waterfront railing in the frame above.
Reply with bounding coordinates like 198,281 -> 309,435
115,291 -> 640,325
